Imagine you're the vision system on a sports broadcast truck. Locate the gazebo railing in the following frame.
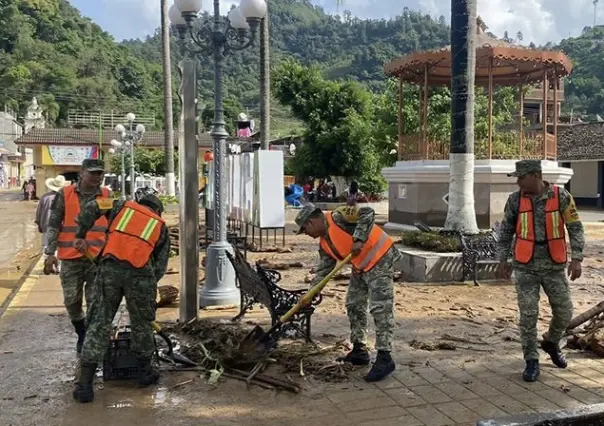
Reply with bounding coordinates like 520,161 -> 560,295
398,131 -> 557,161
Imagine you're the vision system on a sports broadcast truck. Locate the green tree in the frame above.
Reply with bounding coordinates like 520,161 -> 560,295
108,148 -> 178,176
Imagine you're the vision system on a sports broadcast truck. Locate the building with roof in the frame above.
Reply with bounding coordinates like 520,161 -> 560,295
14,126 -> 213,189
557,122 -> 604,208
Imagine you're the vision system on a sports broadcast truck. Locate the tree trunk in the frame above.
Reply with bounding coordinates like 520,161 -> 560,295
259,13 -> 270,149
161,0 -> 176,196
444,0 -> 479,234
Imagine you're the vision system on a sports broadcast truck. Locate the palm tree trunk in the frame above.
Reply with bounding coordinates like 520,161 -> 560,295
161,0 -> 176,195
444,0 -> 479,233
259,14 -> 270,149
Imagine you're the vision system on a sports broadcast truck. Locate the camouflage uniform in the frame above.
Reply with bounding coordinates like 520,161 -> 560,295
46,182 -> 107,322
298,205 -> 400,352
498,161 -> 585,362
76,198 -> 171,364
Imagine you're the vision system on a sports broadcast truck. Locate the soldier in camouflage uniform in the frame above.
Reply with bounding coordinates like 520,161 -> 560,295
43,159 -> 110,354
72,194 -> 170,403
296,203 -> 400,382
498,160 -> 584,382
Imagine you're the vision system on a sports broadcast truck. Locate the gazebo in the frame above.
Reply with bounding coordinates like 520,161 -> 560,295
381,18 -> 575,229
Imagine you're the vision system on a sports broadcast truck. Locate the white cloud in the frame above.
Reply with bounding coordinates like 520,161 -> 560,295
74,0 -> 603,44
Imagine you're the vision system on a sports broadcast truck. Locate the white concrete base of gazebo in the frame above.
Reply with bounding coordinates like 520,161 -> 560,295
382,159 -> 573,230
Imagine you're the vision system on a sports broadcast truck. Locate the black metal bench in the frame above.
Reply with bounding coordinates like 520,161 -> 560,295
460,222 -> 512,286
226,248 -> 322,342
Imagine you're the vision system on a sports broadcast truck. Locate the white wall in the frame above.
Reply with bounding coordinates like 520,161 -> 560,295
570,161 -> 599,198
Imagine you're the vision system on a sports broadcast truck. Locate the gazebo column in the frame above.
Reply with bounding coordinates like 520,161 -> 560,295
398,75 -> 403,161
542,68 -> 548,159
553,74 -> 559,159
421,64 -> 428,158
487,57 -> 493,159
519,82 -> 524,157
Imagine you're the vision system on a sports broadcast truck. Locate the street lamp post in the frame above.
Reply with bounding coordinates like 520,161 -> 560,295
109,140 -> 128,200
170,0 -> 267,308
115,114 -> 146,199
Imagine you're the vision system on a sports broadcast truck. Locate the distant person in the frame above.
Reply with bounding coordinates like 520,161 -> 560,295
26,179 -> 35,201
36,175 -> 68,254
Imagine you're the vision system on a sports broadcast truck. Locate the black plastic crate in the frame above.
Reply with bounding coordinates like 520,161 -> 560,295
103,327 -> 140,381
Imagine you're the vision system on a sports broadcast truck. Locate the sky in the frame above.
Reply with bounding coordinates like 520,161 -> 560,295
69,0 -> 601,45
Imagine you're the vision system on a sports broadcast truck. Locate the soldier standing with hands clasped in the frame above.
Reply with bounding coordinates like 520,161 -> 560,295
497,160 -> 585,382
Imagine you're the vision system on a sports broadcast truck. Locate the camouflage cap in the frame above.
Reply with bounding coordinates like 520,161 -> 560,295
81,158 -> 105,172
507,160 -> 542,177
294,203 -> 321,235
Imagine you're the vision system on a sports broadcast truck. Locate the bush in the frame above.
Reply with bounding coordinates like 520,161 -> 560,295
159,195 -> 178,205
399,231 -> 461,252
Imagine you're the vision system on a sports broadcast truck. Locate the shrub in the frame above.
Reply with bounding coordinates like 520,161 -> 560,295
399,231 -> 461,252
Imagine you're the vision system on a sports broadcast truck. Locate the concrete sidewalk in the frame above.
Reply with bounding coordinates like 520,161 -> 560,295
2,260 -> 604,426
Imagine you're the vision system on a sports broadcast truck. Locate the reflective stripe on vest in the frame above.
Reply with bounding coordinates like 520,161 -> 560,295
319,212 -> 393,272
57,185 -> 110,260
514,185 -> 567,265
102,201 -> 164,268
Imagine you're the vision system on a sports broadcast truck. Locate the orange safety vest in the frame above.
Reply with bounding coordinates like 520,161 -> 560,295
102,201 -> 165,268
319,212 -> 393,273
57,185 -> 110,260
514,185 -> 567,264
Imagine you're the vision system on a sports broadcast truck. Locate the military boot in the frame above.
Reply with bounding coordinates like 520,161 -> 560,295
72,319 -> 87,355
336,342 -> 371,366
522,360 -> 540,382
541,340 -> 567,368
137,357 -> 160,387
73,362 -> 97,403
364,351 -> 396,382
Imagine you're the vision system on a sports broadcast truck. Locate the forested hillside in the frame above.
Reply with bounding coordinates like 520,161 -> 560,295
1,0 -> 603,131
0,0 -> 163,125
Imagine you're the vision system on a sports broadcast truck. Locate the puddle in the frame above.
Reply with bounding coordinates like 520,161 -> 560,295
153,387 -> 185,408
107,400 -> 134,409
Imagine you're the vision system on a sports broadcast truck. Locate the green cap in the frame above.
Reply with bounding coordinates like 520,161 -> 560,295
294,203 -> 321,234
138,194 -> 164,214
507,160 -> 542,177
82,159 -> 105,172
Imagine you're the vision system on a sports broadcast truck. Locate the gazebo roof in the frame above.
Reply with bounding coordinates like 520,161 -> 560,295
384,18 -> 573,87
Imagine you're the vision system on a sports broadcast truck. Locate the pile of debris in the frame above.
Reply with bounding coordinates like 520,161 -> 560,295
167,319 -> 355,391
566,301 -> 604,356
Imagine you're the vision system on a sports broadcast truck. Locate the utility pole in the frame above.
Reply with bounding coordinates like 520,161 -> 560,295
260,13 -> 270,149
161,0 -> 176,196
595,0 -> 600,27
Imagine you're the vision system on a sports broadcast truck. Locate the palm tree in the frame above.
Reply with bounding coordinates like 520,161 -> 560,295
443,0 -> 479,233
161,0 -> 176,195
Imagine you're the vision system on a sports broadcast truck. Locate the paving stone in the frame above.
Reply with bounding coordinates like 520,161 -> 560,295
410,385 -> 453,404
485,394 -> 535,415
484,376 -> 529,397
327,389 -> 385,404
435,366 -> 475,383
460,398 -> 508,419
562,387 -> 604,405
407,404 -> 455,426
347,405 -> 409,423
393,369 -> 430,387
358,415 -> 424,426
434,382 -> 479,401
433,401 -> 481,424
535,388 -> 584,409
505,373 -> 551,391
411,367 -> 448,384
384,387 -> 426,408
374,375 -> 405,391
511,390 -> 563,411
344,396 -> 400,413
461,380 -> 503,397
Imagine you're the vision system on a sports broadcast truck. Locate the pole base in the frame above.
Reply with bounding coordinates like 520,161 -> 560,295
200,241 -> 240,308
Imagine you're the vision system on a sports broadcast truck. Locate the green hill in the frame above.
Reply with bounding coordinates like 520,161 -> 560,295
0,0 -> 602,132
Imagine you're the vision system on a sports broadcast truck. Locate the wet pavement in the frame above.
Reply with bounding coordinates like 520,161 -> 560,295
0,190 -> 40,309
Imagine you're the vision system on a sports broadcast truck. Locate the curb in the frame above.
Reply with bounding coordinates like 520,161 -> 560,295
0,254 -> 44,318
